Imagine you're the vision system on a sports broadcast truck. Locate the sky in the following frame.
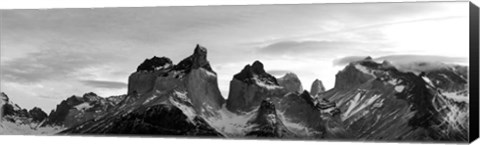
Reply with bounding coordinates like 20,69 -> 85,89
0,2 -> 470,111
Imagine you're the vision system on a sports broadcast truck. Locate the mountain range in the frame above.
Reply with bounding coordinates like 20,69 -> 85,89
0,44 -> 469,142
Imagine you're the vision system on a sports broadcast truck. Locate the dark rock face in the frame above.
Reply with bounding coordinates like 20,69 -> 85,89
61,45 -> 225,136
136,56 -> 173,72
333,62 -> 375,90
10,44 -> 464,142
173,44 -> 214,73
310,79 -> 326,96
45,92 -> 123,128
1,92 -> 48,123
245,100 -> 294,138
233,61 -> 278,86
425,66 -> 468,92
277,73 -> 303,93
226,61 -> 286,113
276,91 -> 338,137
28,107 -> 48,122
62,103 -> 223,136
318,59 -> 469,141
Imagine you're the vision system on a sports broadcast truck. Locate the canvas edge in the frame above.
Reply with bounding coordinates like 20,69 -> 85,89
469,1 -> 480,143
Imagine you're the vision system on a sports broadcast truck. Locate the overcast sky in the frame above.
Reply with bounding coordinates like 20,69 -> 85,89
0,2 -> 469,111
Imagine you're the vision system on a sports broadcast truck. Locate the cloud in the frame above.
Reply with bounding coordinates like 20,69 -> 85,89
375,55 -> 467,64
267,70 -> 291,76
333,54 -> 468,74
333,56 -> 370,66
0,40 -> 124,84
258,41 -> 369,55
80,80 -> 127,89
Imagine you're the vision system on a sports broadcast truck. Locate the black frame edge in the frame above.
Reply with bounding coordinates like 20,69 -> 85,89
469,1 -> 480,143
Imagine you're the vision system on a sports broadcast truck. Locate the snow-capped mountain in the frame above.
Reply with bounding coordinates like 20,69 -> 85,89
1,92 -> 48,124
45,92 -> 126,128
0,92 -> 62,135
226,61 -> 287,113
317,57 -> 469,141
1,45 -> 469,142
245,100 -> 295,138
61,44 -> 225,135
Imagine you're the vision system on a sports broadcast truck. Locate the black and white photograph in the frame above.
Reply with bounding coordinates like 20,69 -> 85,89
0,1 -> 478,144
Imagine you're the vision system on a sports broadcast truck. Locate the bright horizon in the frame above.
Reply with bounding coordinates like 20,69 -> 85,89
1,2 -> 469,111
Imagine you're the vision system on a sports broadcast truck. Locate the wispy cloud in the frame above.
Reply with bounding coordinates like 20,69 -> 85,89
1,40 -> 124,84
80,80 -> 127,89
267,70 -> 292,76
256,40 -> 391,57
332,54 -> 468,74
333,56 -> 371,66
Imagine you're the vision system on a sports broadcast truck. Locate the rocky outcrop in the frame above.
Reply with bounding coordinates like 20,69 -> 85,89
245,100 -> 294,138
45,92 -> 122,128
62,102 -> 223,136
318,59 -> 469,141
28,107 -> 48,122
226,61 -> 286,113
136,56 -> 173,72
277,72 -> 303,93
425,65 -> 468,92
276,91 -> 332,137
62,44 -> 225,135
233,61 -> 278,86
1,92 -> 48,124
333,59 -> 376,90
173,44 -> 214,73
310,79 -> 325,96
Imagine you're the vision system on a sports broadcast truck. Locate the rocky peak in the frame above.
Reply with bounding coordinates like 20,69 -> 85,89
310,79 -> 325,96
250,100 -> 281,127
174,44 -> 214,73
1,92 -> 9,103
28,107 -> 48,122
425,66 -> 468,92
136,56 -> 173,72
277,72 -> 303,93
192,44 -> 209,69
82,92 -> 101,102
333,63 -> 375,90
251,60 -> 266,74
299,91 -> 315,107
233,60 -> 278,86
364,56 -> 373,60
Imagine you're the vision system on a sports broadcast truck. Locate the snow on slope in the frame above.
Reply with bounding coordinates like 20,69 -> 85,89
204,105 -> 256,137
74,103 -> 93,111
253,75 -> 282,90
0,121 -> 64,135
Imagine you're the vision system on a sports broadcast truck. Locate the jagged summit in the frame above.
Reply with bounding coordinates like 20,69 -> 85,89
0,92 -> 49,124
174,44 -> 214,73
299,91 -> 315,107
333,58 -> 403,90
364,56 -> 373,60
233,60 -> 278,86
137,56 -> 173,72
246,100 -> 294,138
310,79 -> 325,96
1,92 -> 9,103
253,100 -> 277,125
28,107 -> 48,122
251,60 -> 267,74
277,72 -> 303,93
281,72 -> 297,77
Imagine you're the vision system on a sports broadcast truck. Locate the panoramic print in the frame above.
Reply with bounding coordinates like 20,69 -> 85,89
0,1 -> 471,143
